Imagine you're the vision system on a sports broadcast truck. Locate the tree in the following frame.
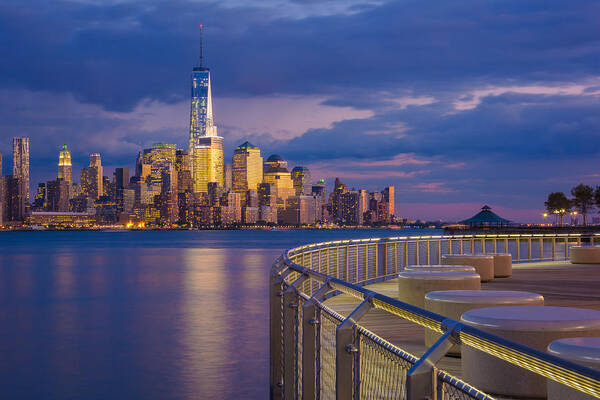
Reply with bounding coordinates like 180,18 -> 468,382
571,184 -> 594,226
545,192 -> 571,226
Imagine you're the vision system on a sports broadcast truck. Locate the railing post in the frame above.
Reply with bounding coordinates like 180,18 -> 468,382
447,239 -> 452,255
436,240 -> 441,264
528,238 -> 532,261
516,238 -> 520,261
336,298 -> 373,400
459,239 -> 463,255
377,242 -> 387,277
564,237 -> 569,260
271,265 -> 291,400
414,241 -> 420,265
539,238 -> 543,261
406,328 -> 457,400
403,242 -> 409,269
302,283 -> 332,400
343,246 -> 349,281
552,237 -> 556,260
493,238 -> 497,253
504,238 -> 508,253
425,240 -> 431,264
470,238 -> 475,254
481,238 -> 485,254
283,275 -> 309,400
392,242 -> 398,274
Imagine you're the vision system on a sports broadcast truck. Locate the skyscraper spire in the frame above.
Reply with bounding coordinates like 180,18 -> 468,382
199,24 -> 203,68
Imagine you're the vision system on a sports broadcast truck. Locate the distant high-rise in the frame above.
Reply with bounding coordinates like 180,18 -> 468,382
58,144 -> 72,187
81,153 -> 103,200
223,163 -> 232,191
382,186 -> 395,218
263,154 -> 295,207
12,137 -> 29,201
291,166 -> 312,196
189,25 -> 224,193
232,142 -> 263,204
114,168 -> 129,190
143,143 -> 177,191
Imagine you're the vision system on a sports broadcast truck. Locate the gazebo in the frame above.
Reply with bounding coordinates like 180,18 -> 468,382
460,205 -> 511,228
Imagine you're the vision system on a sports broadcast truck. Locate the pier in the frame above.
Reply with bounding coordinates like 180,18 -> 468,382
270,233 -> 600,400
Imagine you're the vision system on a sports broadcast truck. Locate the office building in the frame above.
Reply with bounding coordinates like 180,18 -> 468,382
46,179 -> 70,212
382,186 -> 395,219
224,163 -> 232,191
291,166 -> 312,196
12,137 -> 29,201
57,144 -> 72,189
4,175 -> 26,221
143,143 -> 177,191
232,141 -> 263,204
188,28 -> 224,194
263,154 -> 295,207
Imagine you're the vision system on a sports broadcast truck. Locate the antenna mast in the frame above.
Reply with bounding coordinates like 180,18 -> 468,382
199,24 -> 203,67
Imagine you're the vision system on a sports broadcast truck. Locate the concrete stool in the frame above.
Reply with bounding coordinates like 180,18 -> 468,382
397,271 -> 481,308
547,337 -> 600,400
441,254 -> 494,282
461,306 -> 600,399
424,290 -> 544,355
570,246 -> 600,264
486,253 -> 512,277
405,265 -> 476,273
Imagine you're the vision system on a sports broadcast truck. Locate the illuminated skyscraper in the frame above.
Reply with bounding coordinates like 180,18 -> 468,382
58,144 -> 72,186
263,154 -> 295,207
81,153 -> 103,200
291,166 -> 312,196
232,142 -> 263,204
12,137 -> 29,201
189,26 -> 223,193
143,143 -> 177,190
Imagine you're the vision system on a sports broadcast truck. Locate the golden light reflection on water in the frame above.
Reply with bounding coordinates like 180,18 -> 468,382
181,248 -> 229,400
53,251 -> 76,298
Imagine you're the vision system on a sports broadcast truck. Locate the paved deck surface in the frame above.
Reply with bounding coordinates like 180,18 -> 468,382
323,261 -> 600,397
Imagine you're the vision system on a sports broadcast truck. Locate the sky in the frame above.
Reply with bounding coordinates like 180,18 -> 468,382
0,0 -> 599,222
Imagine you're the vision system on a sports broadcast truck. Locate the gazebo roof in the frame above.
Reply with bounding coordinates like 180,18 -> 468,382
460,205 -> 511,225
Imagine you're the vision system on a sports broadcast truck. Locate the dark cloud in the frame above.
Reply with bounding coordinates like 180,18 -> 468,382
0,0 -> 598,111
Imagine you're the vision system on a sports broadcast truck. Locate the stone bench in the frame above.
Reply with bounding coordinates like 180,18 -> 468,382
486,252 -> 512,277
547,337 -> 600,400
461,306 -> 600,398
404,265 -> 476,273
441,254 -> 494,282
570,246 -> 600,264
424,290 -> 544,355
397,271 -> 481,308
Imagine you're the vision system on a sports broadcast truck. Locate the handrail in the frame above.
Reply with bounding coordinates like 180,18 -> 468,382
277,233 -> 600,399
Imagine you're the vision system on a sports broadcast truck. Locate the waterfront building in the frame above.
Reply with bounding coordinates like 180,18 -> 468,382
27,211 -> 95,227
312,179 -> 327,205
12,137 -> 29,201
338,191 -> 363,225
291,166 -> 312,196
259,205 -> 278,224
103,176 -> 115,201
279,195 -> 318,225
188,30 -> 224,194
359,189 -> 369,214
263,155 -> 295,207
232,141 -> 263,204
46,179 -> 70,212
243,207 -> 259,224
328,177 -> 349,221
382,186 -> 395,218
143,143 -> 177,191
57,144 -> 72,189
155,166 -> 178,224
258,183 -> 277,207
4,175 -> 26,221
191,136 -> 224,193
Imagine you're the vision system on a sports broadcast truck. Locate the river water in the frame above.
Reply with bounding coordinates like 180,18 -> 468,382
0,228 -> 440,399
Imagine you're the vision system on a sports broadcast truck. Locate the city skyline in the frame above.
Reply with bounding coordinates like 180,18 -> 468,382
0,1 -> 598,222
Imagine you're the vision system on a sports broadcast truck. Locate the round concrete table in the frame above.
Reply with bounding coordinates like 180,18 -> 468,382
461,306 -> 600,398
547,337 -> 600,400
485,253 -> 512,277
405,265 -> 476,273
570,246 -> 600,264
424,290 -> 544,355
441,254 -> 494,282
397,271 -> 481,308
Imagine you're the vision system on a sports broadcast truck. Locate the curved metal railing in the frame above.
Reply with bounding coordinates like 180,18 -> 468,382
270,233 -> 600,400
